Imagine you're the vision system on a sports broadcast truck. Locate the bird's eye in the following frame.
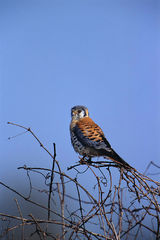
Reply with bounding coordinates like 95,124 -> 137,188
78,110 -> 81,114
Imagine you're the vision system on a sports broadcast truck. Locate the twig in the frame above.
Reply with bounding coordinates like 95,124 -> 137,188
48,143 -> 56,220
14,198 -> 24,240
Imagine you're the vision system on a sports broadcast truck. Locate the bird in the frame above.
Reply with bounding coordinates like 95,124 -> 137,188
70,105 -> 132,169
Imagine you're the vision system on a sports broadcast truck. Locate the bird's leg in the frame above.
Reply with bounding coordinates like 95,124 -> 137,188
79,156 -> 92,165
79,155 -> 87,164
86,157 -> 92,164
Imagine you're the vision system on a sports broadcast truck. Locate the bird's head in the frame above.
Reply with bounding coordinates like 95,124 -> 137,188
71,105 -> 89,120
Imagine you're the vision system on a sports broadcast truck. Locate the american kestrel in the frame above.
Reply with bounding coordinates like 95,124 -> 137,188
70,105 -> 132,169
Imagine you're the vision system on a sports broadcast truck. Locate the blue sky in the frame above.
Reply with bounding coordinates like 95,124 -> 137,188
0,0 -> 160,184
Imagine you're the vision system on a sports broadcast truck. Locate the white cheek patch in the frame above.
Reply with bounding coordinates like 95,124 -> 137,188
79,111 -> 85,118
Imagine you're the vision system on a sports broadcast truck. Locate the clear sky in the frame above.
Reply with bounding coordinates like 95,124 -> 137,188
0,0 -> 160,183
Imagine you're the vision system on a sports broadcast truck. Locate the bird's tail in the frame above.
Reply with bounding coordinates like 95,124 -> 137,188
104,148 -> 133,169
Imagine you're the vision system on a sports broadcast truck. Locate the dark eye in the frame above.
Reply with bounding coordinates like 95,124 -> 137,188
78,110 -> 81,114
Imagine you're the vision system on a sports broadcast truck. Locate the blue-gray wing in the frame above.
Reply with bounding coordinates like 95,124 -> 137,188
73,120 -> 111,151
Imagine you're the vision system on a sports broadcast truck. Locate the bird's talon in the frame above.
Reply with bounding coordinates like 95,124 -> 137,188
79,158 -> 86,164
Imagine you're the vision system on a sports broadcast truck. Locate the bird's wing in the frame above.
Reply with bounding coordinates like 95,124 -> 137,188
73,117 -> 132,169
73,117 -> 111,150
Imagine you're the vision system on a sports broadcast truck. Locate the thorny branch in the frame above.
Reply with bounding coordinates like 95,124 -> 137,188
0,122 -> 160,240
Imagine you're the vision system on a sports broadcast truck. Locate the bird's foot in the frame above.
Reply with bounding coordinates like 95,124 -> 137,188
86,157 -> 92,164
79,156 -> 86,164
79,156 -> 92,165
